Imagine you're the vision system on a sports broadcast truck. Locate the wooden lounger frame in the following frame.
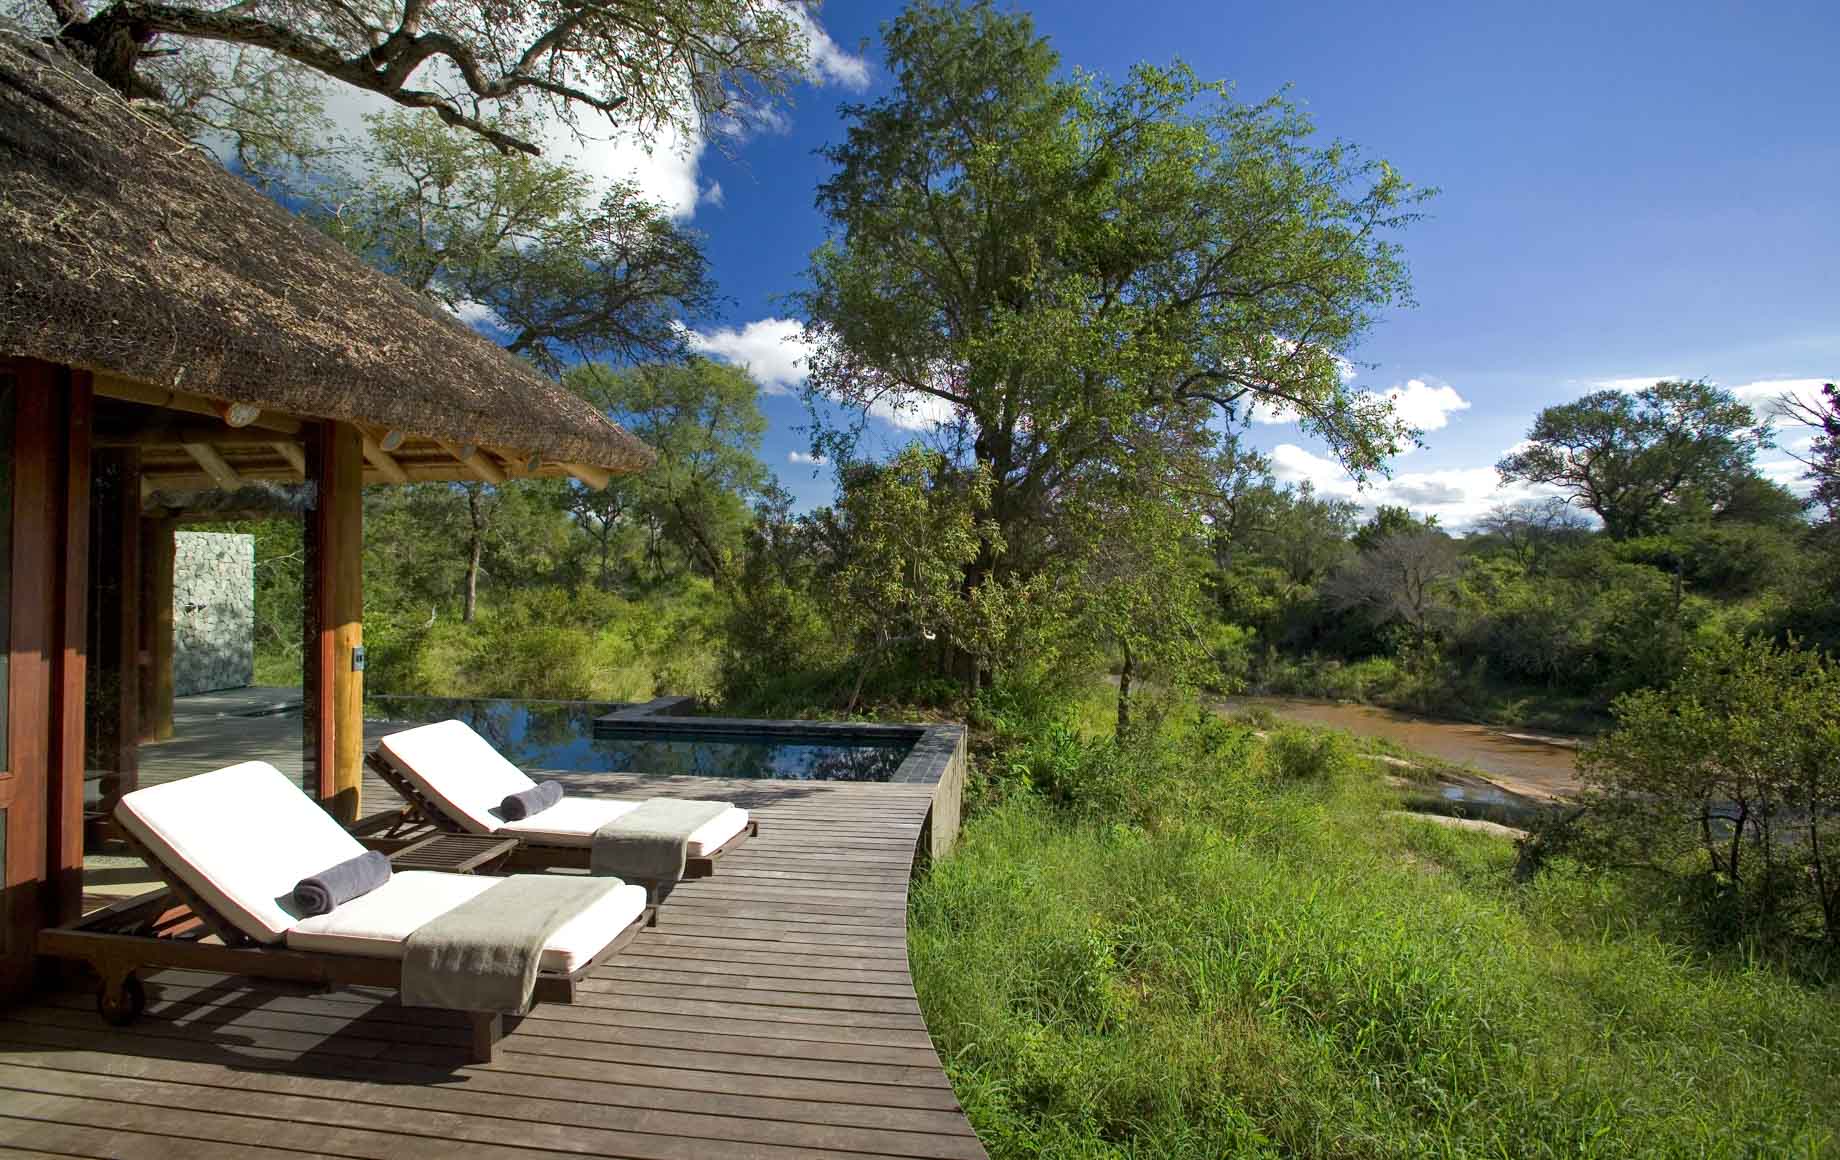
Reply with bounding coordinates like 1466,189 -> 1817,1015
37,828 -> 656,1063
364,750 -> 760,890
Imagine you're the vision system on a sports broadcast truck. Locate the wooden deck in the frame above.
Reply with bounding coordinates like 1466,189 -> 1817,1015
3,772 -> 987,1159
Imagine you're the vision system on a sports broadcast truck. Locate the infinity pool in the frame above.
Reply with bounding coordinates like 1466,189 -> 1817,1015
366,696 -> 913,781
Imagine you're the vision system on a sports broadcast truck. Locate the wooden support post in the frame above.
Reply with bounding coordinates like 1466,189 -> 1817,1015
137,517 -> 175,743
313,422 -> 365,823
50,370 -> 93,931
85,447 -> 141,816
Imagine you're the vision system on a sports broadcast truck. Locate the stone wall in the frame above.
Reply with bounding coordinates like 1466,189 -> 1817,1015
173,531 -> 254,696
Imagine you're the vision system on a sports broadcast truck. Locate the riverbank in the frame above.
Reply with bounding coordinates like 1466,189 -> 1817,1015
1217,694 -> 1584,800
1248,652 -> 1612,737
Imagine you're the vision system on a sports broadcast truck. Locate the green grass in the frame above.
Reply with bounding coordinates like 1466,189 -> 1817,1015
909,712 -> 1840,1158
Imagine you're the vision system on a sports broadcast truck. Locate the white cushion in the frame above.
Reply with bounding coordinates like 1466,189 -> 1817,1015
378,720 -> 535,834
116,761 -> 367,945
499,798 -> 750,857
286,872 -> 647,974
379,720 -> 750,858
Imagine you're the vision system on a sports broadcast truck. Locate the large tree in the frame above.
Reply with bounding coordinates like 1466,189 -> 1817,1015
28,0 -> 813,156
1497,379 -> 1772,540
798,0 -> 1426,610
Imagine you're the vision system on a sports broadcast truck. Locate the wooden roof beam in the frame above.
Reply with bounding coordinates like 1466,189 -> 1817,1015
272,441 -> 307,478
561,462 -> 612,491
360,433 -> 411,485
95,373 -> 301,435
437,440 -> 508,485
95,423 -> 301,447
181,442 -> 242,489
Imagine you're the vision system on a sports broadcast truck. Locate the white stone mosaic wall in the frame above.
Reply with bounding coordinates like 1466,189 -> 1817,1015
173,531 -> 255,695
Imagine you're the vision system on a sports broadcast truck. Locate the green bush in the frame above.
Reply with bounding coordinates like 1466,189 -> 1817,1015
1261,723 -> 1356,781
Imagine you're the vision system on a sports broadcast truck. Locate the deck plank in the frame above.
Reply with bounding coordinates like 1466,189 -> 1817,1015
6,775 -> 984,1158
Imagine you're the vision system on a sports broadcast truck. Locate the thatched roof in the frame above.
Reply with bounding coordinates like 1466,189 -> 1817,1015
0,29 -> 652,475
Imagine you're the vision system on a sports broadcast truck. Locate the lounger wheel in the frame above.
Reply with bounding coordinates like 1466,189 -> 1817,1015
97,971 -> 146,1026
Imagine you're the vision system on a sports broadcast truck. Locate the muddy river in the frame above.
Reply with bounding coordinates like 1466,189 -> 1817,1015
1217,696 -> 1585,800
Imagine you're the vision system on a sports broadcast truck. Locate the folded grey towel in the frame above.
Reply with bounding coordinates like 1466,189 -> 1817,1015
501,780 -> 564,821
402,874 -> 626,1013
591,798 -> 731,882
294,850 -> 391,917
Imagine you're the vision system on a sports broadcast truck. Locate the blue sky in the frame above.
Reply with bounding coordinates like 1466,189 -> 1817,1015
609,2 -> 1837,522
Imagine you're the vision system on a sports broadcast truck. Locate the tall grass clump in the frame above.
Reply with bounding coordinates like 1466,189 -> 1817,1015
910,708 -> 1840,1158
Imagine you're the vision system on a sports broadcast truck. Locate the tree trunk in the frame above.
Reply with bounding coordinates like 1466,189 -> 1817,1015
464,535 -> 481,622
463,484 -> 486,623
1116,642 -> 1134,736
87,17 -> 151,97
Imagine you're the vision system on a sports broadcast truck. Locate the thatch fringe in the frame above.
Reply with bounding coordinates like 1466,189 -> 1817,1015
0,29 -> 652,474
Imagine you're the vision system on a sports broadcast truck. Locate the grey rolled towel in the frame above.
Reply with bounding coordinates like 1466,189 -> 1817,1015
501,779 -> 565,821
294,850 -> 391,917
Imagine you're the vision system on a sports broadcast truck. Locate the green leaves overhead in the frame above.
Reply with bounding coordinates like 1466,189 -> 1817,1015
323,111 -> 716,376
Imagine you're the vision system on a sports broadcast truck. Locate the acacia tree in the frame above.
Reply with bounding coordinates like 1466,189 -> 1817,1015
819,447 -> 995,713
1782,381 -> 1839,522
797,1 -> 1426,656
1497,380 -> 1771,540
566,359 -> 771,585
1475,498 -> 1590,570
29,0 -> 813,155
322,111 -> 716,374
1324,529 -> 1461,639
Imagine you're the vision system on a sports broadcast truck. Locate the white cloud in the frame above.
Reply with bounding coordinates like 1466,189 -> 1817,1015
1368,378 -> 1470,432
1729,377 -> 1832,420
446,297 -> 510,335
788,450 -> 827,466
685,316 -> 959,432
684,317 -> 810,393
1248,397 -> 1304,425
1250,375 -> 1468,436
785,4 -> 872,89
1269,442 -> 1567,529
700,180 -> 725,209
1589,375 -> 1680,393
1758,456 -> 1816,494
866,391 -> 959,432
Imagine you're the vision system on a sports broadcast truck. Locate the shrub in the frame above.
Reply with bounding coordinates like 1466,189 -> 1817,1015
1262,724 -> 1357,782
1573,634 -> 1840,948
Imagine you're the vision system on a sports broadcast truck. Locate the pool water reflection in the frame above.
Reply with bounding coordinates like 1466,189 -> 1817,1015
367,696 -> 912,781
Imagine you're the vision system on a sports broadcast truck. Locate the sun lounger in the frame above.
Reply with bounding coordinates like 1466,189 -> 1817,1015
366,720 -> 758,887
37,761 -> 653,1062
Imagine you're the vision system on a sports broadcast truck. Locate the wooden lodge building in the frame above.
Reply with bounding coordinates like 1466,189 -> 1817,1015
0,30 -> 653,997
